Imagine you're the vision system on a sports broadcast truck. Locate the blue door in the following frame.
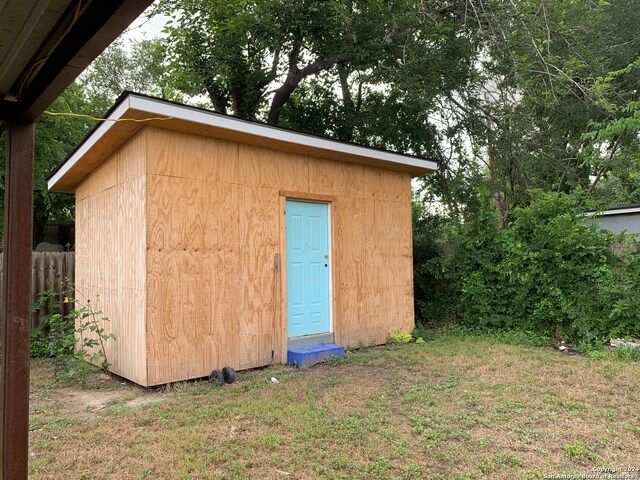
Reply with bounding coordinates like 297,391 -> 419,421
286,200 -> 331,338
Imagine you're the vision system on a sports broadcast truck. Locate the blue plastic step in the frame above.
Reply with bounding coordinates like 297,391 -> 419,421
287,343 -> 345,368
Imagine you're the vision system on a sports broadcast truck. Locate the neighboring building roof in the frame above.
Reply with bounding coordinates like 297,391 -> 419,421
584,204 -> 640,217
584,205 -> 640,235
47,92 -> 438,192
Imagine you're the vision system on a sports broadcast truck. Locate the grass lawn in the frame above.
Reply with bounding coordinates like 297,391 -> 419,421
28,335 -> 640,479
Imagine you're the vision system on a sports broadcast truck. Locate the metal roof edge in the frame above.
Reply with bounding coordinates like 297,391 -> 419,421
584,206 -> 640,217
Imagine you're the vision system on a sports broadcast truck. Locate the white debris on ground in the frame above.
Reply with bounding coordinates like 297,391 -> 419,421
610,338 -> 640,349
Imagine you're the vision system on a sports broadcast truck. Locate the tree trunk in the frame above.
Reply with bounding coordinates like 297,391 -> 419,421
204,81 -> 228,115
267,52 -> 347,126
267,80 -> 298,125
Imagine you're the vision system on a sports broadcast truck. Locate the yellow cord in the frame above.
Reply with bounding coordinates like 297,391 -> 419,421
18,0 -> 83,98
44,111 -> 175,123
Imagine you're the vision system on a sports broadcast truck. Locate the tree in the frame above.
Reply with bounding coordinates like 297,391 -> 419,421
586,56 -> 640,207
442,0 -> 640,222
80,37 -> 185,111
0,83 -> 98,247
152,0 -> 480,160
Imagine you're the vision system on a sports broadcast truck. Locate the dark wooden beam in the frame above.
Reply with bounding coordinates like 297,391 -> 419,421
0,2 -> 153,479
0,102 -> 19,121
0,121 -> 35,480
1,0 -> 152,123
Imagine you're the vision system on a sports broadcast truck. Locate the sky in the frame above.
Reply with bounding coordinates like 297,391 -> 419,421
120,4 -> 170,44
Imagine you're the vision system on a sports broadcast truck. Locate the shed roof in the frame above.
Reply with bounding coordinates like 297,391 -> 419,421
47,92 -> 438,192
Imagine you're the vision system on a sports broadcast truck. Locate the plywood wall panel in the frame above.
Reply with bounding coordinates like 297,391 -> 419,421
239,185 -> 279,370
101,186 -> 118,291
116,289 -> 147,384
146,127 -> 242,185
145,169 -> 245,385
333,196 -> 367,240
74,134 -> 148,385
146,128 -> 203,179
275,151 -> 310,193
75,154 -> 117,201
146,250 -> 210,384
309,159 -> 365,197
236,146 -> 309,202
74,201 -> 86,286
146,177 -> 208,384
363,169 -> 412,202
199,135 -> 240,184
332,196 -> 365,348
145,250 -> 178,384
210,250 -> 242,375
374,200 -> 410,226
117,133 -> 146,185
148,175 -> 211,253
239,144 -> 281,189
74,197 -> 90,288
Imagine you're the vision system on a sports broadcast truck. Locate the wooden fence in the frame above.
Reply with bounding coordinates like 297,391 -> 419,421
0,252 -> 75,327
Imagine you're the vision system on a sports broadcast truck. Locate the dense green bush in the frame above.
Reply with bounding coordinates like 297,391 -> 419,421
603,248 -> 640,339
31,290 -> 75,360
414,190 -> 640,346
412,200 -> 457,325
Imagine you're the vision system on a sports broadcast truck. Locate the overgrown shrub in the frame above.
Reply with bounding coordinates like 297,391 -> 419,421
31,290 -> 75,360
412,200 -> 457,325
603,248 -> 640,339
414,189 -> 640,346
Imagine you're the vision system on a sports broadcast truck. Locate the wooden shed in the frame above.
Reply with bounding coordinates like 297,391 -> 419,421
48,93 -> 437,386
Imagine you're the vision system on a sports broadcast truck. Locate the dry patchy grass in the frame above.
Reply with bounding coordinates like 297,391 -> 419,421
28,337 -> 640,479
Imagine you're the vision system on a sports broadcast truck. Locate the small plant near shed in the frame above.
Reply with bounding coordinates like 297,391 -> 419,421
391,330 -> 413,344
390,329 -> 426,344
71,291 -> 116,372
31,281 -> 116,384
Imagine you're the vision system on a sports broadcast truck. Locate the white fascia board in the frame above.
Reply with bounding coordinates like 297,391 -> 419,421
47,97 -> 132,191
130,96 -> 438,171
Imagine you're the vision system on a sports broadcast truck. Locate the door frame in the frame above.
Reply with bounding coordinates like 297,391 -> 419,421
278,191 -> 336,362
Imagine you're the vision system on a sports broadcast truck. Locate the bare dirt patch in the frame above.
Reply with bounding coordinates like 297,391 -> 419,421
37,388 -> 127,420
29,366 -> 172,422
